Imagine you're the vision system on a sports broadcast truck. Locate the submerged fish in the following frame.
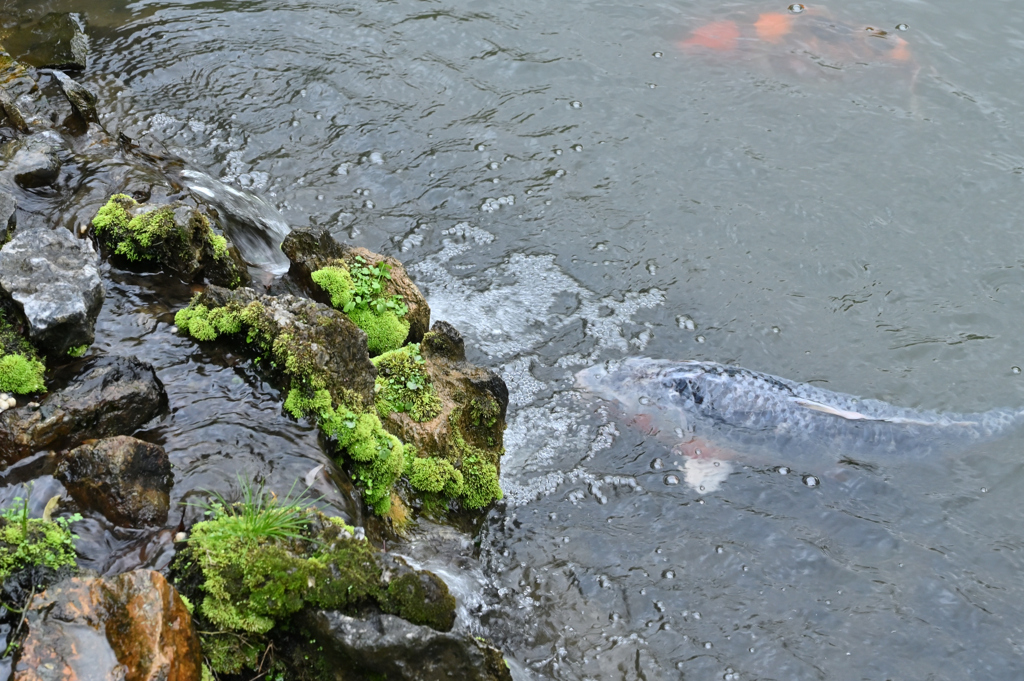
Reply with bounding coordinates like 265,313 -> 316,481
576,358 -> 1024,490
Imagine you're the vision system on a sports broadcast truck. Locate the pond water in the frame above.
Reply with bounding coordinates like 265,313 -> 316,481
5,0 -> 1024,678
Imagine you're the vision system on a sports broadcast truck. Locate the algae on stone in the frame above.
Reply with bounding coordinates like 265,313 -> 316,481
0,496 -> 80,582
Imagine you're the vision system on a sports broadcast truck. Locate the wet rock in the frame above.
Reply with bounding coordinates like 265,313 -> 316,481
1,131 -> 65,189
300,610 -> 512,681
0,225 -> 103,356
0,189 -> 15,243
0,355 -> 166,466
193,285 -> 377,410
2,13 -> 89,71
379,320 -> 508,511
282,228 -> 431,344
92,194 -> 250,288
14,570 -> 202,681
0,45 -> 52,131
0,87 -> 30,134
46,69 -> 97,124
56,436 -> 172,528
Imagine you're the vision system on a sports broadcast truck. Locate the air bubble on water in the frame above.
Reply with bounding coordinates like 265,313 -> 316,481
610,612 -> 621,622
316,194 -> 324,201
677,315 -> 696,330
896,23 -> 909,31
697,499 -> 705,504
1013,366 -> 1021,374
651,458 -> 664,470
291,120 -> 299,127
369,151 -> 384,164
572,144 -> 583,152
555,169 -> 566,177
772,326 -> 781,334
363,200 -> 374,209
713,461 -> 720,467
649,83 -> 657,89
299,88 -> 307,96
699,485 -> 705,491
803,475 -> 819,487
981,487 -> 988,493
594,242 -> 608,251
716,545 -> 724,554
492,178 -> 500,183
653,51 -> 663,58
693,611 -> 701,620
654,600 -> 665,612
554,148 -> 562,155
639,396 -> 651,405
742,565 -> 748,571
475,143 -> 486,151
489,161 -> 500,170
571,100 -> 582,108
789,3 -> 805,13
663,569 -> 675,579
695,335 -> 706,343
778,466 -> 790,475
750,647 -> 755,653
665,474 -> 680,485
704,642 -> 713,649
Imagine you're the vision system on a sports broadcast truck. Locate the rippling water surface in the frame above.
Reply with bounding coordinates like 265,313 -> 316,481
7,0 -> 1024,678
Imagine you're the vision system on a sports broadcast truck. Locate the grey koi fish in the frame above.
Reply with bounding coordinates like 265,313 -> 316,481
576,358 -> 1024,489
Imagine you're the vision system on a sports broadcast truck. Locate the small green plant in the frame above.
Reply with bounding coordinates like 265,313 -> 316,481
371,344 -> 441,422
66,345 -> 88,358
0,354 -> 46,394
0,495 -> 81,583
344,256 -> 408,317
189,477 -> 309,544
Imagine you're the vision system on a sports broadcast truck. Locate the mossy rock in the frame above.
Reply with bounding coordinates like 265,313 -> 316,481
0,302 -> 46,395
91,194 -> 249,288
172,510 -> 456,677
282,229 -> 431,346
378,321 -> 508,514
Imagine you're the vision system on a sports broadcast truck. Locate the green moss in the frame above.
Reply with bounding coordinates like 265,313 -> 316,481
175,505 -> 454,675
348,306 -> 409,355
0,354 -> 46,394
92,195 -> 183,263
67,345 -> 88,358
461,459 -> 503,510
408,457 -> 464,497
0,498 -> 80,582
310,266 -> 354,309
209,234 -> 229,260
371,344 -> 441,422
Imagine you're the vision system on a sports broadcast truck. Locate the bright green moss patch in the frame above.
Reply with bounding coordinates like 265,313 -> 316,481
371,344 -> 441,422
310,257 -> 411,355
310,266 -> 353,309
174,493 -> 455,676
0,497 -> 80,582
92,194 -> 180,262
0,354 -> 46,394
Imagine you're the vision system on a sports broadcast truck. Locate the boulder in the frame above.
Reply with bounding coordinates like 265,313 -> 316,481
2,13 -> 89,71
0,44 -> 52,131
0,225 -> 103,356
56,436 -> 172,528
300,610 -> 512,681
14,570 -> 202,681
1,131 -> 65,189
282,228 -> 431,344
0,355 -> 166,466
47,69 -> 97,124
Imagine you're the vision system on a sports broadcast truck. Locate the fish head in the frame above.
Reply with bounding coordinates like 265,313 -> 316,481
575,358 -> 707,439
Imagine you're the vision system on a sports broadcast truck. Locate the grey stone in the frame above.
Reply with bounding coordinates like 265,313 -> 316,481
0,226 -> 103,355
303,610 -> 512,681
0,355 -> 167,465
0,190 -> 15,242
2,13 -> 89,71
1,131 -> 64,189
47,69 -> 97,123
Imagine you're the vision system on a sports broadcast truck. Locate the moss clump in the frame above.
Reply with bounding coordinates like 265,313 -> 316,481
92,194 -> 181,262
66,345 -> 88,358
0,354 -> 45,394
309,266 -> 353,309
0,307 -> 46,394
371,344 -> 441,422
408,457 -> 464,498
0,497 -> 80,582
320,408 -> 406,516
310,257 -> 410,355
174,500 -> 455,676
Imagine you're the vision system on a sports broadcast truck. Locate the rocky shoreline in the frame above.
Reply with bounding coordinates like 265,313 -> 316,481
0,14 -> 510,681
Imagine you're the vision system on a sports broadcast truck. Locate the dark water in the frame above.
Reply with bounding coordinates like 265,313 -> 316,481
5,0 -> 1024,678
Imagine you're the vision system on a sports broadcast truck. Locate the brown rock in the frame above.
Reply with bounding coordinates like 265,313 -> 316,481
56,435 -> 172,527
281,229 -> 431,343
14,570 -> 202,681
0,355 -> 166,467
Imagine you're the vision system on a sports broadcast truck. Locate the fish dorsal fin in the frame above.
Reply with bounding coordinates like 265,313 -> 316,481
793,398 -> 874,421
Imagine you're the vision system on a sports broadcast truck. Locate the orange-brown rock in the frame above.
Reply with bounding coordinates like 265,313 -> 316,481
14,570 -> 202,681
281,228 -> 431,343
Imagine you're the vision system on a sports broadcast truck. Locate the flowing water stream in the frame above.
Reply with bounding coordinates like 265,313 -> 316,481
4,0 -> 1024,679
